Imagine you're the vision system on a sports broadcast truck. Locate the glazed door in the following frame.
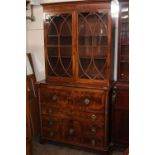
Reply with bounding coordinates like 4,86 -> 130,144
118,3 -> 129,81
45,12 -> 73,80
77,9 -> 110,82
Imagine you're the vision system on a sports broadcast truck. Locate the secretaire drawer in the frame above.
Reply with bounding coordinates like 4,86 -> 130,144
39,87 -> 71,108
41,105 -> 71,118
73,90 -> 105,111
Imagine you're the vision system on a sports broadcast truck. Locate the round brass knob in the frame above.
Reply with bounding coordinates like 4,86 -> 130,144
52,95 -> 57,101
91,139 -> 96,145
84,98 -> 90,105
69,128 -> 74,135
121,73 -> 124,77
91,114 -> 96,121
91,127 -> 96,133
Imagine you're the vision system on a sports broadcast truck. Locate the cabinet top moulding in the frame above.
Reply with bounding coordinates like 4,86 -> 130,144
41,0 -> 111,6
42,1 -> 110,12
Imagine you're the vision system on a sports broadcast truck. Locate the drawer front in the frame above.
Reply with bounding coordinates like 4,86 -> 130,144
73,90 -> 105,112
41,116 -> 60,128
40,88 -> 70,108
62,119 -> 82,143
82,136 -> 104,148
41,105 -> 71,118
73,111 -> 105,122
83,121 -> 104,137
42,128 -> 61,140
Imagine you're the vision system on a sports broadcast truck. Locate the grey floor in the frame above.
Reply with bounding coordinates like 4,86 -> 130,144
32,139 -> 123,155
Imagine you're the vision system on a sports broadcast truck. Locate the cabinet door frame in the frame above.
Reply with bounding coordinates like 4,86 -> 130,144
117,2 -> 129,82
44,9 -> 76,82
75,3 -> 112,84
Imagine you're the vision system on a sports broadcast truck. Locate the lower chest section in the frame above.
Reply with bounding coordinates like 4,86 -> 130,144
38,85 -> 109,151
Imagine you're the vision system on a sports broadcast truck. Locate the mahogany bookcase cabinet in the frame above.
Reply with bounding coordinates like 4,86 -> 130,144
38,1 -> 114,154
111,1 -> 129,147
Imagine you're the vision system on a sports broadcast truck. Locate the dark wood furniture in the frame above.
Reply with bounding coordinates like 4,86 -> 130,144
111,1 -> 129,147
26,79 -> 32,155
27,53 -> 40,137
38,1 -> 114,154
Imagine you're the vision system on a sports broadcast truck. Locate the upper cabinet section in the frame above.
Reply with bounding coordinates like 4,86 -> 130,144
43,2 -> 113,84
118,2 -> 129,81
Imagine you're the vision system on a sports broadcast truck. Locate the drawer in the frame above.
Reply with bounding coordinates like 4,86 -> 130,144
41,116 -> 60,128
42,128 -> 61,140
73,111 -> 105,122
62,119 -> 82,143
73,90 -> 105,112
83,121 -> 104,137
41,105 -> 71,118
82,136 -> 104,148
40,87 -> 70,108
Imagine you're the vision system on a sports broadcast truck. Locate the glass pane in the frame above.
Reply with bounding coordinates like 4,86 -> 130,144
47,36 -> 58,45
78,12 -> 108,80
119,4 -> 129,81
120,6 -> 129,51
46,14 -> 72,78
60,36 -> 72,45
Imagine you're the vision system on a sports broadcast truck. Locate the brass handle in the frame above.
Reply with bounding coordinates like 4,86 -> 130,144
91,139 -> 96,145
84,98 -> 90,105
91,127 -> 96,133
52,95 -> 57,101
48,121 -> 53,126
91,114 -> 96,121
121,73 -> 124,77
48,108 -> 52,113
50,132 -> 54,137
69,128 -> 74,135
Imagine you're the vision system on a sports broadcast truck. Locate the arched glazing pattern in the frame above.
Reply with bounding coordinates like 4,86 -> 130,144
78,12 -> 108,80
46,14 -> 72,78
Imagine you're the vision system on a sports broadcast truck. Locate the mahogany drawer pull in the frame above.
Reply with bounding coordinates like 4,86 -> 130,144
84,98 -> 90,105
52,95 -> 58,101
69,128 -> 74,135
91,114 -> 96,121
91,127 -> 96,133
91,139 -> 96,145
